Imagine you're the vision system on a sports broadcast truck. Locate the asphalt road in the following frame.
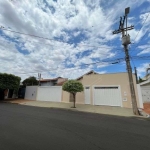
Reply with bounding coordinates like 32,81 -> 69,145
0,103 -> 150,150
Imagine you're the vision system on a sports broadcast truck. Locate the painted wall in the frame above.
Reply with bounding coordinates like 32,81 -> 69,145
24,86 -> 38,100
62,91 -> 70,103
140,85 -> 150,103
137,84 -> 144,108
73,73 -> 140,108
36,86 -> 62,102
40,82 -> 54,86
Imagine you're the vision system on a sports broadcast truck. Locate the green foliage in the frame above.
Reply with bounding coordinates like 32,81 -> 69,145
22,76 -> 38,86
62,80 -> 84,94
0,73 -> 21,90
139,77 -> 145,83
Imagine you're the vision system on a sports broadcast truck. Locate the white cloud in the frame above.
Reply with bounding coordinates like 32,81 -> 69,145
129,11 -> 150,43
137,63 -> 149,77
137,44 -> 150,55
0,0 -> 148,81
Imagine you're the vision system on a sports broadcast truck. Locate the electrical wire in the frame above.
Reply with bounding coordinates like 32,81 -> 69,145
132,12 -> 150,44
10,57 -> 125,75
0,26 -> 123,51
129,12 -> 150,55
2,55 -> 150,76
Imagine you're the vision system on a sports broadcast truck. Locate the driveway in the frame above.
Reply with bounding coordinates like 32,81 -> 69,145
0,103 -> 150,150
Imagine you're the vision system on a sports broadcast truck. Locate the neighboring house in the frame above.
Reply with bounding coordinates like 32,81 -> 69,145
139,78 -> 150,103
40,77 -> 67,86
4,89 -> 15,99
139,66 -> 150,104
24,70 -> 143,109
142,64 -> 150,80
142,74 -> 150,81
76,70 -> 98,80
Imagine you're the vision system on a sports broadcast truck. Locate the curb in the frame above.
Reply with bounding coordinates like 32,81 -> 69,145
2,100 -> 149,119
138,109 -> 150,118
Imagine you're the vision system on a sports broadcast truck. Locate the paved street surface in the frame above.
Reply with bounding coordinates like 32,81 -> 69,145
0,103 -> 150,150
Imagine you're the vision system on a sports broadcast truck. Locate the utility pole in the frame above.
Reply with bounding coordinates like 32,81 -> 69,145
113,7 -> 139,115
134,67 -> 139,84
38,73 -> 41,86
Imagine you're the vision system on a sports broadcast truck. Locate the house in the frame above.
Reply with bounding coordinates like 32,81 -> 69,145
137,65 -> 150,104
24,70 -> 143,109
40,77 -> 67,86
139,78 -> 150,103
62,70 -> 143,108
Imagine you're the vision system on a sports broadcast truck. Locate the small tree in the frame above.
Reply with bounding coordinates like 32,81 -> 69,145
62,80 -> 84,108
138,77 -> 145,83
22,76 -> 38,86
0,73 -> 21,100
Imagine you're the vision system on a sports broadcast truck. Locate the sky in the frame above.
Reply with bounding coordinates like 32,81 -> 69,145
0,0 -> 150,81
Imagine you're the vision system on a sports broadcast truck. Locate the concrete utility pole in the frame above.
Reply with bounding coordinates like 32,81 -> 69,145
113,7 -> 139,115
38,73 -> 41,86
134,67 -> 139,84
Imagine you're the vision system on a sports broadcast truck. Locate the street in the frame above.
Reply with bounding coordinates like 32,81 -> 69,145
0,103 -> 150,150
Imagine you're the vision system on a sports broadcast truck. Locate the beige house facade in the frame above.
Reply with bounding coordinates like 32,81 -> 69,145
62,71 -> 142,108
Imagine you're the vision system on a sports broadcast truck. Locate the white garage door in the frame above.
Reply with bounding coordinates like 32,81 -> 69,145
141,86 -> 150,103
93,86 -> 121,106
36,86 -> 62,102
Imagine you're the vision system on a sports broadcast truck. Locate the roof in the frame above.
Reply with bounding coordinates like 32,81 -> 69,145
40,77 -> 62,82
76,71 -> 136,80
76,70 -> 98,80
55,80 -> 67,86
142,74 -> 150,80
140,78 -> 150,86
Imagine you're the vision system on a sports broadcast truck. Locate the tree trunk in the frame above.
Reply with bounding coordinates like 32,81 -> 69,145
72,93 -> 76,108
0,89 -> 5,100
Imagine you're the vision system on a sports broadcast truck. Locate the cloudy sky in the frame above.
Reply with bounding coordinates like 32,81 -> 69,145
0,0 -> 150,81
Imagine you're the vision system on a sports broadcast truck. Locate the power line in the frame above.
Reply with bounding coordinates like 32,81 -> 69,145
131,56 -> 150,60
10,57 -> 125,75
0,37 -> 124,59
129,12 -> 150,56
0,27 -> 60,42
0,26 -> 123,51
128,12 -> 150,56
132,12 -> 150,44
130,57 -> 135,67
2,55 -> 149,76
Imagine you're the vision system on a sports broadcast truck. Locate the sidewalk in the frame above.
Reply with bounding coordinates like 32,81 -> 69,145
5,99 -> 135,117
143,103 -> 150,114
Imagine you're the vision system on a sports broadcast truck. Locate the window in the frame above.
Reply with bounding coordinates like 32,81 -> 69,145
94,87 -> 118,89
85,87 -> 90,89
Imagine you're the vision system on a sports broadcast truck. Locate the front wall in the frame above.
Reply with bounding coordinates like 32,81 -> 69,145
75,73 -> 139,108
25,86 -> 38,100
141,85 -> 150,103
62,91 -> 70,103
36,86 -> 62,102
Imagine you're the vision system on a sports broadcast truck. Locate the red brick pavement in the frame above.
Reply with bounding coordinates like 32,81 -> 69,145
143,103 -> 150,114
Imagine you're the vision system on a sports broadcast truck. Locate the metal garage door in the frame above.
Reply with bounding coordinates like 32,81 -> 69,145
141,86 -> 150,103
93,86 -> 121,106
36,86 -> 62,102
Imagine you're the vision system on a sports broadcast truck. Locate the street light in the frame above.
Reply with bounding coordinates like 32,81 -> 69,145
125,7 -> 130,38
125,7 -> 130,15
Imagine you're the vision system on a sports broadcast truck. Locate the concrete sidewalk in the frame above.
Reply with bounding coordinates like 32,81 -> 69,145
6,99 -> 135,117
